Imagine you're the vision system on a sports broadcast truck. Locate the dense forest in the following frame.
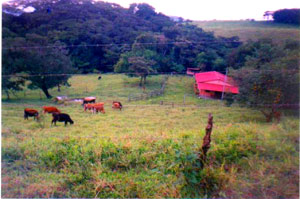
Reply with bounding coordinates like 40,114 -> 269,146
2,0 -> 242,97
2,0 -> 240,74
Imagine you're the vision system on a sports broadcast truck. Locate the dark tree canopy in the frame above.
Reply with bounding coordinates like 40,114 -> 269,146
23,41 -> 74,98
231,39 -> 299,121
272,9 -> 300,25
3,0 -> 240,74
2,36 -> 74,98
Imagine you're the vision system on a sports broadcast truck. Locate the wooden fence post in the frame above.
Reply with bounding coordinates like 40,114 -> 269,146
199,113 -> 213,166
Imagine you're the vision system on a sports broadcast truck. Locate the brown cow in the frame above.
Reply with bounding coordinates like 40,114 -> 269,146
93,104 -> 105,114
112,101 -> 122,111
43,106 -> 61,114
24,108 -> 39,120
84,102 -> 104,112
84,103 -> 95,112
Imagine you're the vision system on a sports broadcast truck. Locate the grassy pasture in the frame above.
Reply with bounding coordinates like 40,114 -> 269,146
2,74 -> 299,198
193,20 -> 300,44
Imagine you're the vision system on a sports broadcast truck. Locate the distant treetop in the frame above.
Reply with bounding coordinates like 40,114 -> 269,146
272,9 -> 300,25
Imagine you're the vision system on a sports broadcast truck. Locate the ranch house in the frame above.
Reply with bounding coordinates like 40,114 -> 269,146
194,71 -> 239,99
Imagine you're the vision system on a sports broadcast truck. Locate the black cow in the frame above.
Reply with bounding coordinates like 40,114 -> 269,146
52,113 -> 74,126
82,97 -> 96,106
98,76 -> 102,80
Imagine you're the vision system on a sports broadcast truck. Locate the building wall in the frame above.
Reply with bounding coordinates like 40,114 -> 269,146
199,90 -> 224,99
199,90 -> 215,98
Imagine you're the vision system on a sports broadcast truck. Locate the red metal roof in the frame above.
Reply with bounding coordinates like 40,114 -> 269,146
195,71 -> 239,94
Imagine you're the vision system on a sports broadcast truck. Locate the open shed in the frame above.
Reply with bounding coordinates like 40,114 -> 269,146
186,68 -> 201,76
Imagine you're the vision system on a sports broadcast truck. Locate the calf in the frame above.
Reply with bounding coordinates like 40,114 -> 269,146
24,108 -> 39,120
93,104 -> 105,114
52,113 -> 74,126
43,106 -> 61,114
112,101 -> 123,110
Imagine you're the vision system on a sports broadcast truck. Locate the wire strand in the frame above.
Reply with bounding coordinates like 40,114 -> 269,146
2,70 -> 299,77
2,40 -> 242,50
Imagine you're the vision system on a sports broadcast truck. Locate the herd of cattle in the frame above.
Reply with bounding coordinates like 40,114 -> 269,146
24,97 -> 123,126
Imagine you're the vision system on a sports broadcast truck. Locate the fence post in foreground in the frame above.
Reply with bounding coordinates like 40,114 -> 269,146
183,94 -> 186,105
199,113 -> 213,167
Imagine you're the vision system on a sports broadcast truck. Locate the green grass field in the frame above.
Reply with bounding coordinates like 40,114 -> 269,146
2,74 -> 299,198
193,20 -> 300,44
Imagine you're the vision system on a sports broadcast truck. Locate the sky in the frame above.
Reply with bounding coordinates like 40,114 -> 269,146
1,0 -> 299,20
102,0 -> 300,20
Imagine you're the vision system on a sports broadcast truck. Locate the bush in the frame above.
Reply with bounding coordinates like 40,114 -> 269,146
2,145 -> 24,163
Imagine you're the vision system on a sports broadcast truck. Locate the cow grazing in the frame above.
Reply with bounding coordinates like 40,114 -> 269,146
52,113 -> 74,126
82,97 -> 96,106
93,104 -> 105,114
98,76 -> 102,80
84,102 -> 104,112
112,101 -> 123,110
43,106 -> 61,114
24,108 -> 39,120
84,103 -> 95,111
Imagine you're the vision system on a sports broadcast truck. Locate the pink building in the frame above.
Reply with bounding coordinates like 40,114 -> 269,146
194,71 -> 239,98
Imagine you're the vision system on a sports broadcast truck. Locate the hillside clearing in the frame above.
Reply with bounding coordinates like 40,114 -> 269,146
193,20 -> 300,44
2,74 -> 299,198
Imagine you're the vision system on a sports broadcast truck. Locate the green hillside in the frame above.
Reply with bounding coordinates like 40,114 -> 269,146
2,74 -> 299,198
194,20 -> 300,44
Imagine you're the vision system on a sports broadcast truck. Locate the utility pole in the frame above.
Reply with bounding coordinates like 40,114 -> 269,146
221,68 -> 228,100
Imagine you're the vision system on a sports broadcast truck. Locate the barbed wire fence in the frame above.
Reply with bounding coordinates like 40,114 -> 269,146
127,75 -> 169,102
2,71 -> 299,109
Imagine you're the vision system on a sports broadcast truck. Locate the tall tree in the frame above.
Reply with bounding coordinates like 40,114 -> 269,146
128,56 -> 156,87
232,40 -> 299,122
23,40 -> 74,98
114,51 -> 156,87
2,37 -> 27,99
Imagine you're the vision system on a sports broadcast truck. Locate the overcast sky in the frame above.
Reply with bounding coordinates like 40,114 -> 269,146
103,0 -> 300,20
